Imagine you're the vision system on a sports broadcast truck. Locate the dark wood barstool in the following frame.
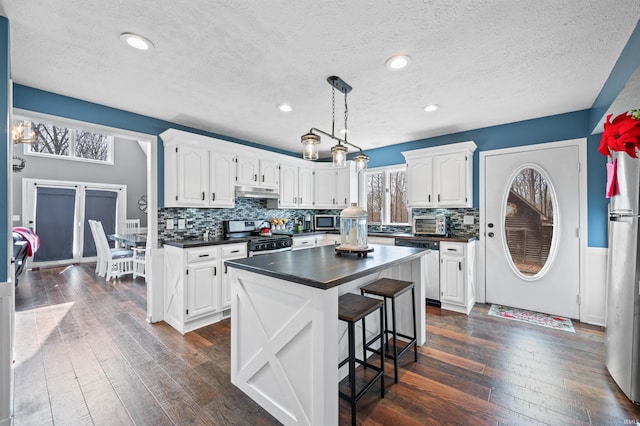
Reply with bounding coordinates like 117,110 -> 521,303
338,292 -> 385,426
360,278 -> 417,383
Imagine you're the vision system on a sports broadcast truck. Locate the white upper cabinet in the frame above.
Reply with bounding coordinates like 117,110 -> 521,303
235,156 -> 279,189
209,151 -> 236,207
402,141 -> 477,208
405,156 -> 434,207
313,162 -> 357,209
163,130 -> 236,208
277,162 -> 315,209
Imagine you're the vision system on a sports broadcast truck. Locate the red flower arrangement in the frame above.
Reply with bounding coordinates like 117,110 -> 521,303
598,109 -> 640,157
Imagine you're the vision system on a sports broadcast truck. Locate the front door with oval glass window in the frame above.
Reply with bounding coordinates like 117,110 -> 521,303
484,144 -> 581,319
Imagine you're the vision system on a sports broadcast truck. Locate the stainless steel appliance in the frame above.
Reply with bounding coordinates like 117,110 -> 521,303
413,215 -> 447,236
394,238 -> 440,306
314,214 -> 340,231
304,214 -> 313,232
605,152 -> 640,403
223,220 -> 292,256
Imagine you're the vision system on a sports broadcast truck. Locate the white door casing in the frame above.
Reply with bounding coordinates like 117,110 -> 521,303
481,139 -> 586,319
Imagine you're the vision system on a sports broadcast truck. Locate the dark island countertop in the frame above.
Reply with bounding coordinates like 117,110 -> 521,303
224,244 -> 428,290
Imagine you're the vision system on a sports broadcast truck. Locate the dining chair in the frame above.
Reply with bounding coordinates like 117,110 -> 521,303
121,219 -> 140,234
92,220 -> 135,280
133,246 -> 146,281
88,220 -> 107,277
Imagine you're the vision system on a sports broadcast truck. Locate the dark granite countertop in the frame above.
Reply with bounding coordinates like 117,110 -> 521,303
163,237 -> 249,249
224,244 -> 428,290
393,235 -> 478,243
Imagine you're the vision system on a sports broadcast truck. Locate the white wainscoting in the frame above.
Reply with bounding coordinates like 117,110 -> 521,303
584,247 -> 607,326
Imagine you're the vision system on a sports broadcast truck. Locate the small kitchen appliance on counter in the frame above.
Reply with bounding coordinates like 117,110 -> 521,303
413,215 -> 447,236
223,220 -> 292,256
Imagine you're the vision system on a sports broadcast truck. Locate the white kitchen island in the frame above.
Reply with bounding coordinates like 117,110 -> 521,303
225,244 -> 428,426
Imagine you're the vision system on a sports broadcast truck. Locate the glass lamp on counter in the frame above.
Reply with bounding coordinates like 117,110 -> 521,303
337,203 -> 368,251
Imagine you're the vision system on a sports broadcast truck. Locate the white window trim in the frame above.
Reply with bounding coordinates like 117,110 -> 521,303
14,109 -> 115,165
360,164 -> 410,226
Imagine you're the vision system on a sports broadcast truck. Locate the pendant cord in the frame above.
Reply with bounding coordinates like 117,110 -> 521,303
331,87 -> 336,138
344,92 -> 348,143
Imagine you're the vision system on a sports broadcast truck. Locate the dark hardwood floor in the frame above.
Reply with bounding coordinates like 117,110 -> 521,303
12,263 -> 640,425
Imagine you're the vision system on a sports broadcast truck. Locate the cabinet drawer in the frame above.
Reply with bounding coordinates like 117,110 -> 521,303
187,247 -> 218,263
220,244 -> 248,259
440,243 -> 464,256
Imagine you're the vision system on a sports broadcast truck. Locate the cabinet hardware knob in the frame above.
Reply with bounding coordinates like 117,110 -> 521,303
488,223 -> 494,228
212,193 -> 215,201
487,232 -> 494,238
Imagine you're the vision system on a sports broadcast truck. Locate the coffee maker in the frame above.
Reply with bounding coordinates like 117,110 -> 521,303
304,214 -> 312,231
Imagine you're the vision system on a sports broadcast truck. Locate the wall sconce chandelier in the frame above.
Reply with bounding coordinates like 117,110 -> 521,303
12,121 -> 35,144
301,76 -> 369,171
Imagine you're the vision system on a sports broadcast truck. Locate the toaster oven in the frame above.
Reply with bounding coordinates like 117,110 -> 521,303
413,215 -> 447,236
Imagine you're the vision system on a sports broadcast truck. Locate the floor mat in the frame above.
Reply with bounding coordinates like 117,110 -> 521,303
488,304 -> 575,333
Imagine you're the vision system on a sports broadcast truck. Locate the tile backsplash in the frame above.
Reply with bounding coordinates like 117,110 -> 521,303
158,200 -> 479,242
158,198 -> 340,241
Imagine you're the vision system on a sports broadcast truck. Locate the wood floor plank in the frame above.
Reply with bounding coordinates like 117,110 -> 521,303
100,355 -> 173,426
46,372 -> 93,425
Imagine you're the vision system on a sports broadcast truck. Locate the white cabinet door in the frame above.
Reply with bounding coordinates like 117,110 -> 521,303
220,243 -> 247,308
292,236 -> 316,250
367,236 -> 395,246
176,145 -> 209,206
298,167 -> 314,208
260,159 -> 279,188
406,157 -> 433,207
434,152 -> 468,207
440,254 -> 465,306
335,167 -> 351,208
236,156 -> 260,186
187,262 -> 219,318
314,169 -> 338,208
210,151 -> 236,207
279,163 -> 298,208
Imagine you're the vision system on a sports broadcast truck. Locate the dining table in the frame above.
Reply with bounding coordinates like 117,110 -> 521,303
108,232 -> 147,248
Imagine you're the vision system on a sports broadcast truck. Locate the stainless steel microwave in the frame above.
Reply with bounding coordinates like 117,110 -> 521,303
413,215 -> 447,236
314,215 -> 340,231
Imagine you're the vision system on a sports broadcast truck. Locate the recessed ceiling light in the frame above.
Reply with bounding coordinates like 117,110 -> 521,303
424,104 -> 439,112
385,55 -> 412,71
278,104 -> 292,112
120,32 -> 154,51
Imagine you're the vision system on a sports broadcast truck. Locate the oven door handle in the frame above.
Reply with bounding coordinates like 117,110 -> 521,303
249,246 -> 292,256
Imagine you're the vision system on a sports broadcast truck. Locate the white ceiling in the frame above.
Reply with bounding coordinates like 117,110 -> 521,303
2,1 -> 640,157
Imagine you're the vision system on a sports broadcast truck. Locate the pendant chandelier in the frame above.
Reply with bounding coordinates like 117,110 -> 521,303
300,76 -> 369,171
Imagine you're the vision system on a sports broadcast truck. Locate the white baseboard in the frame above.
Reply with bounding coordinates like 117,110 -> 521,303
584,247 -> 607,327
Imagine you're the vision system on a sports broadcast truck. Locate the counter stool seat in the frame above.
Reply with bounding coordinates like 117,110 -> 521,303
360,278 -> 418,383
338,293 -> 385,426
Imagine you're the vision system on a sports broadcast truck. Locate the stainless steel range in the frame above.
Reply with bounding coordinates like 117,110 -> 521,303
223,220 -> 293,256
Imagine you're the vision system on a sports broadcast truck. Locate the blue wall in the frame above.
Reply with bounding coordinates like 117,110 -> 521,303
1,17 -> 9,282
363,110 -> 610,246
13,85 -> 608,248
12,84 -> 300,208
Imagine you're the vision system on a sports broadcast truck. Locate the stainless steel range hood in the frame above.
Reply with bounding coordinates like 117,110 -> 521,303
234,185 -> 279,199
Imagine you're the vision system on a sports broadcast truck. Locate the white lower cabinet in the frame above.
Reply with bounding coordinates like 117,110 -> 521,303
367,236 -> 395,246
440,241 -> 476,314
317,234 -> 340,246
291,235 -> 317,250
164,242 -> 247,334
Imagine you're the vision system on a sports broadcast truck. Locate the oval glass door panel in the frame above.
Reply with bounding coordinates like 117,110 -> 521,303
504,167 -> 555,277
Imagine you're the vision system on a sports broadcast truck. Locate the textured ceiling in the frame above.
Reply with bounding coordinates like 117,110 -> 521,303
2,1 -> 640,157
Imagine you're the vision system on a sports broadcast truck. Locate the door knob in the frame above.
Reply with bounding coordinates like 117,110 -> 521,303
488,232 -> 494,237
